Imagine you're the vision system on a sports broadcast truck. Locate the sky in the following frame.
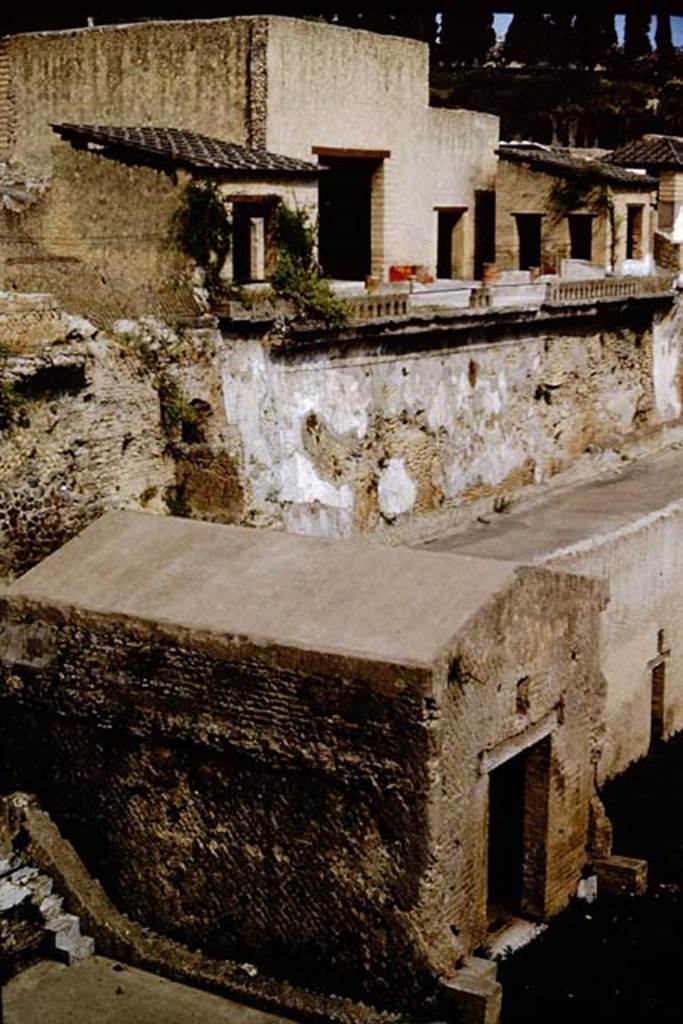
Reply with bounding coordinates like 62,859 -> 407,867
493,13 -> 683,48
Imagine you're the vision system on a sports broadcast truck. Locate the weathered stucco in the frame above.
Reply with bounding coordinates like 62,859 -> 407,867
216,300 -> 679,540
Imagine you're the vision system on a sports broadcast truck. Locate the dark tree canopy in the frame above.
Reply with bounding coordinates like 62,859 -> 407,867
656,12 -> 674,56
503,13 -> 549,66
624,13 -> 652,61
440,7 -> 496,66
572,13 -> 618,68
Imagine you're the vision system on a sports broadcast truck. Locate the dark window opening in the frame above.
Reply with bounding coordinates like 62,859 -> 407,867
627,205 -> 644,260
568,214 -> 594,261
436,209 -> 465,279
515,214 -> 542,271
488,735 -> 551,923
474,189 -> 496,280
651,662 -> 666,747
318,155 -> 378,280
16,364 -> 86,400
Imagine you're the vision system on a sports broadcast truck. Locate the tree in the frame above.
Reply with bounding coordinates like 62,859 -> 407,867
503,13 -> 549,66
573,14 -> 617,68
624,13 -> 652,61
656,12 -> 674,58
440,7 -> 496,66
546,15 -> 574,68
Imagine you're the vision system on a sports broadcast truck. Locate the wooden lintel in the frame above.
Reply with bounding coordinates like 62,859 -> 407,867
223,194 -> 280,204
434,205 -> 468,213
312,146 -> 391,161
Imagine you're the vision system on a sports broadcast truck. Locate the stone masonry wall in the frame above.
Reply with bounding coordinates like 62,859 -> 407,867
1,18 -> 258,174
264,17 -> 498,279
0,306 -> 174,580
435,567 -> 605,952
0,602 -> 449,1015
213,302 -> 679,541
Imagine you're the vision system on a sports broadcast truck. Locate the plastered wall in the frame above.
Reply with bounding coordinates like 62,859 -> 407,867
216,305 -> 673,541
495,158 -> 656,275
264,17 -> 499,279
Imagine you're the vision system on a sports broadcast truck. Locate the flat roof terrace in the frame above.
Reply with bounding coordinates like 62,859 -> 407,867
5,511 -> 516,670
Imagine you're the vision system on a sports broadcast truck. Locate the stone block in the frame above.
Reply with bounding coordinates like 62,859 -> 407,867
441,964 -> 502,1024
593,854 -> 648,896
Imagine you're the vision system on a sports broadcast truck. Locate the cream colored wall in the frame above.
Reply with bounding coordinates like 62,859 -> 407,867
263,17 -> 499,279
496,158 -> 656,274
3,18 -> 256,175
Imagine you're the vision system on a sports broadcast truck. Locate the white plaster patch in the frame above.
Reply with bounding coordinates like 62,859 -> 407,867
378,458 -> 417,517
653,305 -> 683,422
280,452 -> 353,509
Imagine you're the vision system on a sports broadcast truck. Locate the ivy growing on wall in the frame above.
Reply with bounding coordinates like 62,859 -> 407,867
173,179 -> 232,292
269,204 -> 350,329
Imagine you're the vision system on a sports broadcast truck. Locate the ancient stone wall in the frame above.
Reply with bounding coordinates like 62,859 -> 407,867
436,567 -> 605,951
0,596 -> 448,1013
1,18 -> 259,174
0,307 -> 175,580
214,302 -> 679,541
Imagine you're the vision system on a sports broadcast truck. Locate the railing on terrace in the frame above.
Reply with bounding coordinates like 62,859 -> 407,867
544,274 -> 674,305
346,293 -> 409,321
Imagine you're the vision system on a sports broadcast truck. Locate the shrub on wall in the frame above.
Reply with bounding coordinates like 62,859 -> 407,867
269,205 -> 350,330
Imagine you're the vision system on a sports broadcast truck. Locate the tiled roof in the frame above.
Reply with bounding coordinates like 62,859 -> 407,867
609,135 -> 683,171
51,123 -> 319,177
497,143 -> 657,189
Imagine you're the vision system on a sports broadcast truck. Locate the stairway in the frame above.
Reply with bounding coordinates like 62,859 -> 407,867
0,854 -> 95,965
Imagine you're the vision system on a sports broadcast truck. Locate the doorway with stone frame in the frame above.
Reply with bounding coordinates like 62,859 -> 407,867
486,733 -> 552,930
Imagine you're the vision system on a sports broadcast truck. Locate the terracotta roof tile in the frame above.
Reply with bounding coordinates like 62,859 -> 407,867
609,136 -> 683,171
497,144 -> 657,189
51,123 -> 319,177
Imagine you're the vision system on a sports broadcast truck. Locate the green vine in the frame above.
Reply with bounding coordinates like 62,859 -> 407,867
173,180 -> 232,292
269,204 -> 350,329
158,375 -> 200,441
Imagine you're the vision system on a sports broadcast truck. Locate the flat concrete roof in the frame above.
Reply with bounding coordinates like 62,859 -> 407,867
7,512 -> 516,669
423,445 -> 683,563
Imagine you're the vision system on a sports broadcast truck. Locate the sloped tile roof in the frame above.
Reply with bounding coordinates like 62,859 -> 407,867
51,123 -> 319,177
498,143 -> 657,189
609,135 -> 683,171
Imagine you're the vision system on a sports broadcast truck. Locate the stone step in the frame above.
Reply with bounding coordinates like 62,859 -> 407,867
38,893 -> 64,921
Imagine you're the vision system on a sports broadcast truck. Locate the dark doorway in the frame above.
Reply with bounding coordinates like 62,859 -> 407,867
487,735 -> 551,920
318,156 -> 377,280
627,204 -> 644,260
474,189 -> 496,280
488,749 -> 527,914
515,214 -> 542,271
436,208 -> 465,279
568,214 -> 594,261
651,662 -> 666,747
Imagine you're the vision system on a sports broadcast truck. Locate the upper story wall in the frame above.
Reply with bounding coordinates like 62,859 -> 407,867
1,18 -> 259,175
264,17 -> 499,277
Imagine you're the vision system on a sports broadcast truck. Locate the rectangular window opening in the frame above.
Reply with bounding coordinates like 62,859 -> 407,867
568,214 -> 594,261
514,214 -> 542,271
627,205 -> 644,260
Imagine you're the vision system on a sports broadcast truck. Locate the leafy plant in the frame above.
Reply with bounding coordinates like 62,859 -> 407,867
173,180 -> 232,291
269,204 -> 350,329
157,375 -> 200,440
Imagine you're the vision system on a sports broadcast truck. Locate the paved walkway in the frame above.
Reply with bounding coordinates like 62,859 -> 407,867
422,445 -> 683,562
2,957 -> 296,1024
